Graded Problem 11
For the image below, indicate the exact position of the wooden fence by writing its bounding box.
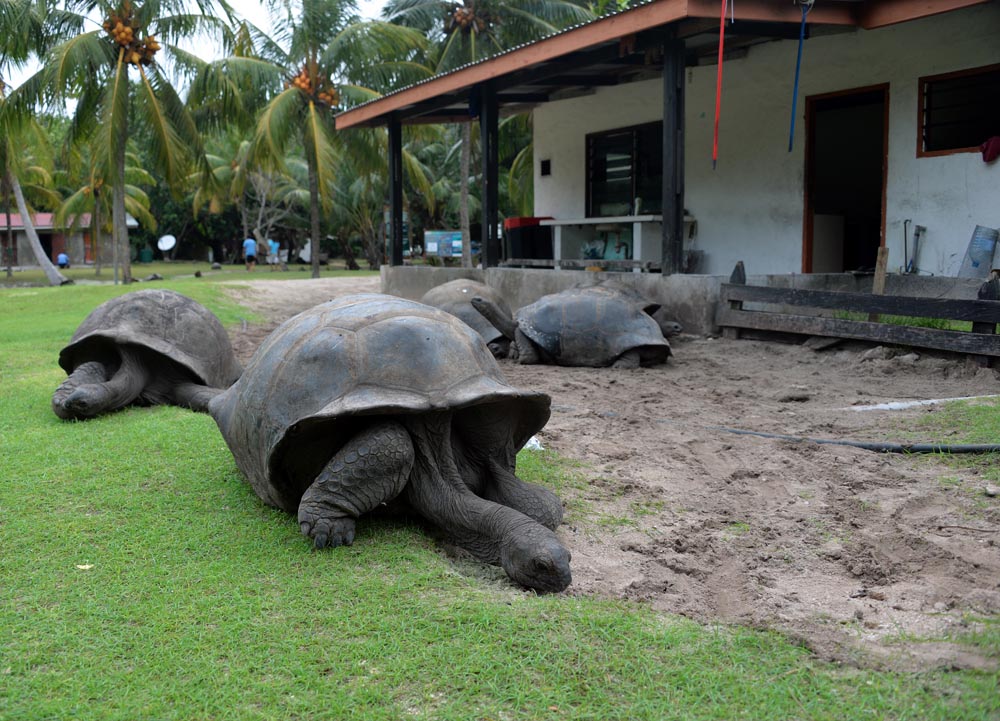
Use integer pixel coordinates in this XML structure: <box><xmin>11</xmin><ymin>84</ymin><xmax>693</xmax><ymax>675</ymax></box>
<box><xmin>715</xmin><ymin>269</ymin><xmax>1000</xmax><ymax>365</ymax></box>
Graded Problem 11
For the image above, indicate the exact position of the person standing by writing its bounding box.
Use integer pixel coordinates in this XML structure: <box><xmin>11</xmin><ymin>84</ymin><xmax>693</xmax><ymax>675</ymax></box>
<box><xmin>267</xmin><ymin>238</ymin><xmax>279</xmax><ymax>271</ymax></box>
<box><xmin>243</xmin><ymin>237</ymin><xmax>257</xmax><ymax>271</ymax></box>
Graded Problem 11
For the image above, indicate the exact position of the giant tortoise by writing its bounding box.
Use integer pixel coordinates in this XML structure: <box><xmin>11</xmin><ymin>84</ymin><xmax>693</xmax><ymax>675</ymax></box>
<box><xmin>472</xmin><ymin>287</ymin><xmax>671</xmax><ymax>367</ymax></box>
<box><xmin>207</xmin><ymin>293</ymin><xmax>571</xmax><ymax>593</ymax></box>
<box><xmin>419</xmin><ymin>279</ymin><xmax>512</xmax><ymax>358</ymax></box>
<box><xmin>578</xmin><ymin>281</ymin><xmax>683</xmax><ymax>339</ymax></box>
<box><xmin>52</xmin><ymin>289</ymin><xmax>242</xmax><ymax>420</ymax></box>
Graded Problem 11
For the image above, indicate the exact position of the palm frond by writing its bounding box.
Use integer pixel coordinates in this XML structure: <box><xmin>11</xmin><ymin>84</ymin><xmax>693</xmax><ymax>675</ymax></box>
<box><xmin>250</xmin><ymin>86</ymin><xmax>303</xmax><ymax>170</ymax></box>
<box><xmin>134</xmin><ymin>64</ymin><xmax>193</xmax><ymax>189</ymax></box>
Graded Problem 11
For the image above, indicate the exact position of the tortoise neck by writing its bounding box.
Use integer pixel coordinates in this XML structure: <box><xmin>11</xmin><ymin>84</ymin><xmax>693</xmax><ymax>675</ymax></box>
<box><xmin>402</xmin><ymin>411</ymin><xmax>541</xmax><ymax>564</ymax></box>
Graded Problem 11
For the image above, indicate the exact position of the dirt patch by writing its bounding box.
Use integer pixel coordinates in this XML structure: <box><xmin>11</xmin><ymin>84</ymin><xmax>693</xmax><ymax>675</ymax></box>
<box><xmin>221</xmin><ymin>276</ymin><xmax>1000</xmax><ymax>671</ymax></box>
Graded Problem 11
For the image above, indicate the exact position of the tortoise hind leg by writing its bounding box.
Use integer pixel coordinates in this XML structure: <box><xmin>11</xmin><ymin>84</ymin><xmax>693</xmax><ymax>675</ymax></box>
<box><xmin>298</xmin><ymin>421</ymin><xmax>414</xmax><ymax>549</ymax></box>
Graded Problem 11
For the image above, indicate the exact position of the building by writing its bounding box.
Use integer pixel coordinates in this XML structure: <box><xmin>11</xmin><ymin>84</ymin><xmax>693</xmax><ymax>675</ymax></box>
<box><xmin>337</xmin><ymin>0</ymin><xmax>1000</xmax><ymax>279</ymax></box>
<box><xmin>1</xmin><ymin>213</ymin><xmax>137</xmax><ymax>268</ymax></box>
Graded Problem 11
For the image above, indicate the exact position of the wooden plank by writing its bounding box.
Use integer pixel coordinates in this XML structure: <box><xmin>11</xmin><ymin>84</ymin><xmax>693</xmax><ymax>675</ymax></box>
<box><xmin>715</xmin><ymin>307</ymin><xmax>1000</xmax><ymax>356</ymax></box>
<box><xmin>868</xmin><ymin>246</ymin><xmax>889</xmax><ymax>322</ymax></box>
<box><xmin>719</xmin><ymin>284</ymin><xmax>1000</xmax><ymax>323</ymax></box>
<box><xmin>972</xmin><ymin>277</ymin><xmax>1000</xmax><ymax>367</ymax></box>
<box><xmin>721</xmin><ymin>261</ymin><xmax>746</xmax><ymax>340</ymax></box>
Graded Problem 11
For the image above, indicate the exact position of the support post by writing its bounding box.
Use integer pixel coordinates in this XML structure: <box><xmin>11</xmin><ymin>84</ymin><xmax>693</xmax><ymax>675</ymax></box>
<box><xmin>388</xmin><ymin>113</ymin><xmax>404</xmax><ymax>267</ymax></box>
<box><xmin>480</xmin><ymin>81</ymin><xmax>500</xmax><ymax>268</ymax></box>
<box><xmin>661</xmin><ymin>30</ymin><xmax>685</xmax><ymax>276</ymax></box>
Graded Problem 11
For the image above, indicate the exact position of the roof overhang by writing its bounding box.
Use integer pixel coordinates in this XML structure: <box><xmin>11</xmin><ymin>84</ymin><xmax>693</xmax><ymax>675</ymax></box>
<box><xmin>336</xmin><ymin>0</ymin><xmax>990</xmax><ymax>130</ymax></box>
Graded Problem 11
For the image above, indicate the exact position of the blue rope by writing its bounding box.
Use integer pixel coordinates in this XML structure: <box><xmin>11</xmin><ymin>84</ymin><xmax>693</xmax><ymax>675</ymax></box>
<box><xmin>788</xmin><ymin>2</ymin><xmax>811</xmax><ymax>152</ymax></box>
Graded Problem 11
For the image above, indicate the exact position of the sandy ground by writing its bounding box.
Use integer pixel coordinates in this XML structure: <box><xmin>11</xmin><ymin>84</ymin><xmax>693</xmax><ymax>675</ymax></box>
<box><xmin>221</xmin><ymin>275</ymin><xmax>1000</xmax><ymax>671</ymax></box>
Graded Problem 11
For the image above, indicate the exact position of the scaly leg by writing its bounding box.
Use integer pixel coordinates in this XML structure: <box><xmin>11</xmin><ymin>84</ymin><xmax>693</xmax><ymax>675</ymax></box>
<box><xmin>52</xmin><ymin>361</ymin><xmax>109</xmax><ymax>420</ymax></box>
<box><xmin>298</xmin><ymin>421</ymin><xmax>414</xmax><ymax>549</ymax></box>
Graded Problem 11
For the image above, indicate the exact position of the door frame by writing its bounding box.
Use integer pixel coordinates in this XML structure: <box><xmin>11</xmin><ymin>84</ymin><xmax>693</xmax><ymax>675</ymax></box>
<box><xmin>802</xmin><ymin>83</ymin><xmax>890</xmax><ymax>273</ymax></box>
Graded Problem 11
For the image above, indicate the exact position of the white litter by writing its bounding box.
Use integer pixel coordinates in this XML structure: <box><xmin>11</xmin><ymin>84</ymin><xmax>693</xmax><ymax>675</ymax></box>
<box><xmin>524</xmin><ymin>436</ymin><xmax>544</xmax><ymax>451</ymax></box>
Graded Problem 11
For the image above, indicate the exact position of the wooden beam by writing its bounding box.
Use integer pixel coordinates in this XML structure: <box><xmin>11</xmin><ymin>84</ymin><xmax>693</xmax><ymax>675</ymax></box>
<box><xmin>661</xmin><ymin>30</ymin><xmax>685</xmax><ymax>276</ymax></box>
<box><xmin>719</xmin><ymin>284</ymin><xmax>1000</xmax><ymax>323</ymax></box>
<box><xmin>388</xmin><ymin>115</ymin><xmax>404</xmax><ymax>267</ymax></box>
<box><xmin>337</xmin><ymin>0</ymin><xmax>693</xmax><ymax>129</ymax></box>
<box><xmin>858</xmin><ymin>0</ymin><xmax>990</xmax><ymax>29</ymax></box>
<box><xmin>715</xmin><ymin>307</ymin><xmax>1000</xmax><ymax>357</ymax></box>
<box><xmin>480</xmin><ymin>81</ymin><xmax>500</xmax><ymax>268</ymax></box>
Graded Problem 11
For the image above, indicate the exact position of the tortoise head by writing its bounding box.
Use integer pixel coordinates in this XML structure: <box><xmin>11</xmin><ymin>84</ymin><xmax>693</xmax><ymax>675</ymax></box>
<box><xmin>500</xmin><ymin>525</ymin><xmax>572</xmax><ymax>593</ymax></box>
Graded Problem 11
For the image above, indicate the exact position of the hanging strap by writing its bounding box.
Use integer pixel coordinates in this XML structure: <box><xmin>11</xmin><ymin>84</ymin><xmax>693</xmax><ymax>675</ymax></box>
<box><xmin>788</xmin><ymin>1</ymin><xmax>813</xmax><ymax>152</ymax></box>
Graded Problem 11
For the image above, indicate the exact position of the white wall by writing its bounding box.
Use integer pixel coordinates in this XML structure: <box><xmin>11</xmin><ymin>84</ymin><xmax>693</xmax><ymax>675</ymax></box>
<box><xmin>533</xmin><ymin>3</ymin><xmax>1000</xmax><ymax>276</ymax></box>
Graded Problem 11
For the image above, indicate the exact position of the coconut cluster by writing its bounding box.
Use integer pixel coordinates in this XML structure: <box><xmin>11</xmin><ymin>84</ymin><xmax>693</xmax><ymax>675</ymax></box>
<box><xmin>286</xmin><ymin>67</ymin><xmax>339</xmax><ymax>107</ymax></box>
<box><xmin>450</xmin><ymin>5</ymin><xmax>487</xmax><ymax>32</ymax></box>
<box><xmin>103</xmin><ymin>5</ymin><xmax>160</xmax><ymax>67</ymax></box>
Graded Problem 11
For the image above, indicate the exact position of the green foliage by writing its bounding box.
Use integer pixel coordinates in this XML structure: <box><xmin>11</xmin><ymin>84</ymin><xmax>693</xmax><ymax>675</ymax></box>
<box><xmin>1</xmin><ymin>277</ymin><xmax>998</xmax><ymax>719</ymax></box>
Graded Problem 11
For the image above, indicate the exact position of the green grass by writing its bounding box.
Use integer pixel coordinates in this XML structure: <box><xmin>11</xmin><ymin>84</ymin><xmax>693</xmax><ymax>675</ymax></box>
<box><xmin>834</xmin><ymin>310</ymin><xmax>974</xmax><ymax>332</ymax></box>
<box><xmin>2</xmin><ymin>278</ymin><xmax>999</xmax><ymax>720</ymax></box>
<box><xmin>0</xmin><ymin>259</ymin><xmax>376</xmax><ymax>286</ymax></box>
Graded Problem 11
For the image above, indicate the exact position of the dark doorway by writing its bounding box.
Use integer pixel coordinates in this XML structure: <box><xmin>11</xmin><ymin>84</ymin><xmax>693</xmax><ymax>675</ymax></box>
<box><xmin>804</xmin><ymin>86</ymin><xmax>887</xmax><ymax>273</ymax></box>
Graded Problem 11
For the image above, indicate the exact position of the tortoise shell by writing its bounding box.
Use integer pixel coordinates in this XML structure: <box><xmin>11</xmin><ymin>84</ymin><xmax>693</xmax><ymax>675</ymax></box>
<box><xmin>58</xmin><ymin>289</ymin><xmax>242</xmax><ymax>388</ymax></box>
<box><xmin>516</xmin><ymin>287</ymin><xmax>671</xmax><ymax>367</ymax></box>
<box><xmin>420</xmin><ymin>279</ymin><xmax>511</xmax><ymax>346</ymax></box>
<box><xmin>209</xmin><ymin>293</ymin><xmax>550</xmax><ymax>513</ymax></box>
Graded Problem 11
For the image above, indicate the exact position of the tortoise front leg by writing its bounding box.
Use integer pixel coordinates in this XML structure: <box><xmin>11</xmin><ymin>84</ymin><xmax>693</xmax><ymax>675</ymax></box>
<box><xmin>52</xmin><ymin>361</ymin><xmax>109</xmax><ymax>419</ymax></box>
<box><xmin>514</xmin><ymin>328</ymin><xmax>541</xmax><ymax>365</ymax></box>
<box><xmin>298</xmin><ymin>421</ymin><xmax>414</xmax><ymax>549</ymax></box>
<box><xmin>484</xmin><ymin>459</ymin><xmax>564</xmax><ymax>531</ymax></box>
<box><xmin>611</xmin><ymin>350</ymin><xmax>640</xmax><ymax>369</ymax></box>
<box><xmin>58</xmin><ymin>346</ymin><xmax>150</xmax><ymax>419</ymax></box>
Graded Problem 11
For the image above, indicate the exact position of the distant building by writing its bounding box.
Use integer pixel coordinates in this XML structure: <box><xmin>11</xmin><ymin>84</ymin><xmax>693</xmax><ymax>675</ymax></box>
<box><xmin>0</xmin><ymin>213</ymin><xmax>138</xmax><ymax>268</ymax></box>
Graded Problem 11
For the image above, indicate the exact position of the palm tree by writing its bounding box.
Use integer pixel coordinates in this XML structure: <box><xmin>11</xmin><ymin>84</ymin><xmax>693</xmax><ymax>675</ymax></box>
<box><xmin>55</xmin><ymin>142</ymin><xmax>156</xmax><ymax>276</ymax></box>
<box><xmin>0</xmin><ymin>0</ymin><xmax>70</xmax><ymax>285</ymax></box>
<box><xmin>191</xmin><ymin>0</ymin><xmax>427</xmax><ymax>278</ymax></box>
<box><xmin>384</xmin><ymin>0</ymin><xmax>593</xmax><ymax>266</ymax></box>
<box><xmin>12</xmin><ymin>0</ymin><xmax>234</xmax><ymax>283</ymax></box>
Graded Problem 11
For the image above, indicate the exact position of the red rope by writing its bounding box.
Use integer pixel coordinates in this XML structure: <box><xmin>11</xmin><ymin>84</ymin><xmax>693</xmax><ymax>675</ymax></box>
<box><xmin>712</xmin><ymin>0</ymin><xmax>727</xmax><ymax>169</ymax></box>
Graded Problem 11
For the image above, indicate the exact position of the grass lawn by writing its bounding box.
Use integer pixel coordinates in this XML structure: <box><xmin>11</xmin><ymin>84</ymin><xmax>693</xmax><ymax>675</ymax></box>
<box><xmin>0</xmin><ymin>259</ymin><xmax>374</xmax><ymax>286</ymax></box>
<box><xmin>1</xmin><ymin>278</ymin><xmax>998</xmax><ymax>720</ymax></box>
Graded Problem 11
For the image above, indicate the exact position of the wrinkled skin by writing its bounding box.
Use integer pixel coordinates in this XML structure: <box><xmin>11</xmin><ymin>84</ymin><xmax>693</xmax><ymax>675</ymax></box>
<box><xmin>295</xmin><ymin>411</ymin><xmax>571</xmax><ymax>593</ymax></box>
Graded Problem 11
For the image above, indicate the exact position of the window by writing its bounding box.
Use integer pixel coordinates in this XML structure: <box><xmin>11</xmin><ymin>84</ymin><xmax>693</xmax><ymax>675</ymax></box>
<box><xmin>918</xmin><ymin>64</ymin><xmax>1000</xmax><ymax>157</ymax></box>
<box><xmin>586</xmin><ymin>121</ymin><xmax>662</xmax><ymax>217</ymax></box>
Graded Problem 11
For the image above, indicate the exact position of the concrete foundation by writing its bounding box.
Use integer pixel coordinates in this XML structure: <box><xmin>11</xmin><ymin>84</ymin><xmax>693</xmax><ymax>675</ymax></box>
<box><xmin>382</xmin><ymin>265</ymin><xmax>988</xmax><ymax>336</ymax></box>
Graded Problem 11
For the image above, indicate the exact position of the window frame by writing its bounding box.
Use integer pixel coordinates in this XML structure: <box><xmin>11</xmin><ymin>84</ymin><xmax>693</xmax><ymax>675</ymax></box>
<box><xmin>585</xmin><ymin>120</ymin><xmax>663</xmax><ymax>218</ymax></box>
<box><xmin>916</xmin><ymin>63</ymin><xmax>1000</xmax><ymax>158</ymax></box>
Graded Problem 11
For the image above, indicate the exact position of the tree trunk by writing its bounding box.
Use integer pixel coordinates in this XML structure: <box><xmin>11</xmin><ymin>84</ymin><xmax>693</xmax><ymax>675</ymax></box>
<box><xmin>4</xmin><ymin>187</ymin><xmax>12</xmax><ymax>279</ymax></box>
<box><xmin>339</xmin><ymin>234</ymin><xmax>360</xmax><ymax>270</ymax></box>
<box><xmin>307</xmin><ymin>155</ymin><xmax>321</xmax><ymax>279</ymax></box>
<box><xmin>459</xmin><ymin>122</ymin><xmax>472</xmax><ymax>269</ymax></box>
<box><xmin>8</xmin><ymin>171</ymin><xmax>70</xmax><ymax>286</ymax></box>
<box><xmin>112</xmin><ymin>97</ymin><xmax>131</xmax><ymax>284</ymax></box>
<box><xmin>93</xmin><ymin>193</ymin><xmax>102</xmax><ymax>276</ymax></box>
